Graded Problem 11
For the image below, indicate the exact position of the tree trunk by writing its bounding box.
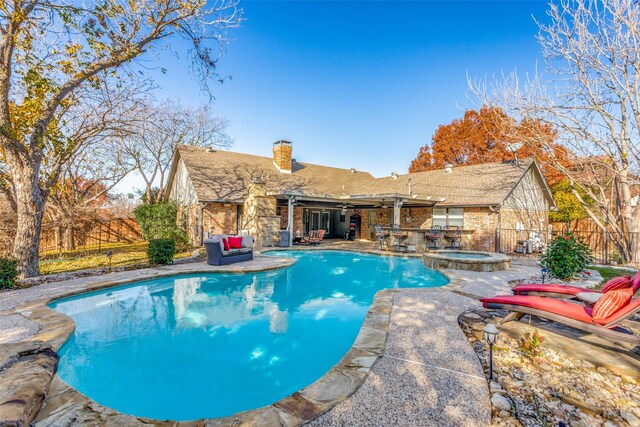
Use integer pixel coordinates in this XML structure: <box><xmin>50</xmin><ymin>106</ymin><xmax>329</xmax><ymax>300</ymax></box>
<box><xmin>10</xmin><ymin>161</ymin><xmax>45</xmax><ymax>277</ymax></box>
<box><xmin>63</xmin><ymin>225</ymin><xmax>75</xmax><ymax>252</ymax></box>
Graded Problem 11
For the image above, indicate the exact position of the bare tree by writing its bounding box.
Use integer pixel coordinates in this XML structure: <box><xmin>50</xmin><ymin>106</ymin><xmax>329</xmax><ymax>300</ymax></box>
<box><xmin>120</xmin><ymin>100</ymin><xmax>231</xmax><ymax>203</ymax></box>
<box><xmin>473</xmin><ymin>0</ymin><xmax>640</xmax><ymax>265</ymax></box>
<box><xmin>0</xmin><ymin>1</ymin><xmax>242</xmax><ymax>276</ymax></box>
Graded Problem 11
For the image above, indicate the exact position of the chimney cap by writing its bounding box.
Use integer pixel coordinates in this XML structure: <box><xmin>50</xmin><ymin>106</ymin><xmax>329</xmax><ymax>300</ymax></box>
<box><xmin>391</xmin><ymin>171</ymin><xmax>398</xmax><ymax>180</ymax></box>
<box><xmin>274</xmin><ymin>140</ymin><xmax>292</xmax><ymax>146</ymax></box>
<box><xmin>445</xmin><ymin>163</ymin><xmax>453</xmax><ymax>174</ymax></box>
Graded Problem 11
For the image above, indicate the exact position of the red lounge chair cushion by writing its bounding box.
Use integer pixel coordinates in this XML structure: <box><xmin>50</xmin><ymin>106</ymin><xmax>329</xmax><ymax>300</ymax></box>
<box><xmin>592</xmin><ymin>288</ymin><xmax>633</xmax><ymax>324</ymax></box>
<box><xmin>228</xmin><ymin>236</ymin><xmax>243</xmax><ymax>249</ymax></box>
<box><xmin>631</xmin><ymin>271</ymin><xmax>640</xmax><ymax>292</ymax></box>
<box><xmin>512</xmin><ymin>283</ymin><xmax>598</xmax><ymax>296</ymax></box>
<box><xmin>222</xmin><ymin>238</ymin><xmax>230</xmax><ymax>251</ymax></box>
<box><xmin>601</xmin><ymin>276</ymin><xmax>632</xmax><ymax>293</ymax></box>
<box><xmin>481</xmin><ymin>295</ymin><xmax>593</xmax><ymax>324</ymax></box>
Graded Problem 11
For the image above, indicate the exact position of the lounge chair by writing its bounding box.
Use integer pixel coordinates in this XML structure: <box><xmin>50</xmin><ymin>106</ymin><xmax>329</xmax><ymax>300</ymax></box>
<box><xmin>480</xmin><ymin>294</ymin><xmax>640</xmax><ymax>344</ymax></box>
<box><xmin>299</xmin><ymin>230</ymin><xmax>318</xmax><ymax>245</ymax></box>
<box><xmin>309</xmin><ymin>229</ymin><xmax>325</xmax><ymax>245</ymax></box>
<box><xmin>512</xmin><ymin>271</ymin><xmax>640</xmax><ymax>300</ymax></box>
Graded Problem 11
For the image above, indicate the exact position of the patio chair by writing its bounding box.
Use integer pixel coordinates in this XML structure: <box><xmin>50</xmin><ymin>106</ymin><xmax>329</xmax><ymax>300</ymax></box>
<box><xmin>425</xmin><ymin>225</ymin><xmax>443</xmax><ymax>250</ymax></box>
<box><xmin>374</xmin><ymin>224</ymin><xmax>389</xmax><ymax>250</ymax></box>
<box><xmin>391</xmin><ymin>224</ymin><xmax>408</xmax><ymax>252</ymax></box>
<box><xmin>299</xmin><ymin>230</ymin><xmax>317</xmax><ymax>245</ymax></box>
<box><xmin>480</xmin><ymin>294</ymin><xmax>640</xmax><ymax>344</ymax></box>
<box><xmin>309</xmin><ymin>229</ymin><xmax>325</xmax><ymax>245</ymax></box>
<box><xmin>512</xmin><ymin>271</ymin><xmax>640</xmax><ymax>301</ymax></box>
<box><xmin>443</xmin><ymin>226</ymin><xmax>461</xmax><ymax>249</ymax></box>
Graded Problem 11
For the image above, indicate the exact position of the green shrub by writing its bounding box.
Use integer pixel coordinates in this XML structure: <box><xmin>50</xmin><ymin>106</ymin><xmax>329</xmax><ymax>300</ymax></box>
<box><xmin>147</xmin><ymin>239</ymin><xmax>176</xmax><ymax>265</ymax></box>
<box><xmin>0</xmin><ymin>258</ymin><xmax>18</xmax><ymax>290</ymax></box>
<box><xmin>541</xmin><ymin>233</ymin><xmax>592</xmax><ymax>280</ymax></box>
<box><xmin>134</xmin><ymin>202</ymin><xmax>188</xmax><ymax>247</ymax></box>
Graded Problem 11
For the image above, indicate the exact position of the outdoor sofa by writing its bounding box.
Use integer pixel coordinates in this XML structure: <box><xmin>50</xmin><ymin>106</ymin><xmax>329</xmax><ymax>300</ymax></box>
<box><xmin>204</xmin><ymin>234</ymin><xmax>254</xmax><ymax>265</ymax></box>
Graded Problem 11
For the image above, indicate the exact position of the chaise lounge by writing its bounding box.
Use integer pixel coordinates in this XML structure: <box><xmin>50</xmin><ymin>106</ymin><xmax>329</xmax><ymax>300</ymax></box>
<box><xmin>512</xmin><ymin>271</ymin><xmax>640</xmax><ymax>300</ymax></box>
<box><xmin>204</xmin><ymin>234</ymin><xmax>254</xmax><ymax>265</ymax></box>
<box><xmin>480</xmin><ymin>294</ymin><xmax>640</xmax><ymax>344</ymax></box>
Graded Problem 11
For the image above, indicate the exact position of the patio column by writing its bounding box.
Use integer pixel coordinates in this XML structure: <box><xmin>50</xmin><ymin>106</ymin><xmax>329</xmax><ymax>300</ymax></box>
<box><xmin>393</xmin><ymin>198</ymin><xmax>403</xmax><ymax>226</ymax></box>
<box><xmin>287</xmin><ymin>196</ymin><xmax>295</xmax><ymax>247</ymax></box>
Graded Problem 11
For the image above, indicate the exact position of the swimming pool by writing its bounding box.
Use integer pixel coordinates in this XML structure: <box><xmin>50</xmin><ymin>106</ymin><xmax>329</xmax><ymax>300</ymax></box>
<box><xmin>50</xmin><ymin>250</ymin><xmax>448</xmax><ymax>421</ymax></box>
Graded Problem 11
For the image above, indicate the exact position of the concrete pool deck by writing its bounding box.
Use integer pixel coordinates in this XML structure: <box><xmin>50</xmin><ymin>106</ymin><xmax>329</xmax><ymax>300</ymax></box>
<box><xmin>0</xmin><ymin>249</ymin><xmax>543</xmax><ymax>426</ymax></box>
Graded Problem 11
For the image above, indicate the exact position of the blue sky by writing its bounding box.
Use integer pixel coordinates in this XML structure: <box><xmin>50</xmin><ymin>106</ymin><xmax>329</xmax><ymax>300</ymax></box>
<box><xmin>117</xmin><ymin>0</ymin><xmax>551</xmax><ymax>193</ymax></box>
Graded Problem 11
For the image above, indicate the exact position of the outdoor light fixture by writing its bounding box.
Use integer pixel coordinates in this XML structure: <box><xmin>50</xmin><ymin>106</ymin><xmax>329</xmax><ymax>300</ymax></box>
<box><xmin>541</xmin><ymin>266</ymin><xmax>548</xmax><ymax>284</ymax></box>
<box><xmin>483</xmin><ymin>323</ymin><xmax>500</xmax><ymax>380</ymax></box>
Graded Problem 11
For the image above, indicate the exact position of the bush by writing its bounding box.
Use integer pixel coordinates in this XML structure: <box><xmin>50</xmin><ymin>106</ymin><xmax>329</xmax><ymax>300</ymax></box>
<box><xmin>0</xmin><ymin>258</ymin><xmax>18</xmax><ymax>290</ymax></box>
<box><xmin>134</xmin><ymin>202</ymin><xmax>188</xmax><ymax>247</ymax></box>
<box><xmin>147</xmin><ymin>239</ymin><xmax>176</xmax><ymax>265</ymax></box>
<box><xmin>541</xmin><ymin>233</ymin><xmax>592</xmax><ymax>280</ymax></box>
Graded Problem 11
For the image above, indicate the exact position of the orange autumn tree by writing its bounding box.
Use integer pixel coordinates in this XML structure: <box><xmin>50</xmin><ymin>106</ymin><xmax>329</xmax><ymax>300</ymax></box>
<box><xmin>409</xmin><ymin>106</ymin><xmax>569</xmax><ymax>185</ymax></box>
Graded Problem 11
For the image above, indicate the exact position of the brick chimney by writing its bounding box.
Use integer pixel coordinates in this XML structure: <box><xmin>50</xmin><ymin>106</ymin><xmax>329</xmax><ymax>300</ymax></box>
<box><xmin>273</xmin><ymin>140</ymin><xmax>292</xmax><ymax>173</ymax></box>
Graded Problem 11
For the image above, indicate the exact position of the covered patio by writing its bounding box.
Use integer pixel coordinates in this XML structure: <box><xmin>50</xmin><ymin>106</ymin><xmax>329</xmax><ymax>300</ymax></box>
<box><xmin>273</xmin><ymin>191</ymin><xmax>444</xmax><ymax>249</ymax></box>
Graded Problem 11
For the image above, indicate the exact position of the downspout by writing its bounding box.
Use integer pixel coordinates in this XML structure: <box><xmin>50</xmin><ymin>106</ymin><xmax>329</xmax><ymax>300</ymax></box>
<box><xmin>489</xmin><ymin>205</ymin><xmax>501</xmax><ymax>253</ymax></box>
<box><xmin>198</xmin><ymin>203</ymin><xmax>204</xmax><ymax>246</ymax></box>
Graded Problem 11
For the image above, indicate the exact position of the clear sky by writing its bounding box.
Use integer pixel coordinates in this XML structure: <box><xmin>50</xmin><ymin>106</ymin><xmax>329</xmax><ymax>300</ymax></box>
<box><xmin>115</xmin><ymin>0</ymin><xmax>552</xmax><ymax>194</ymax></box>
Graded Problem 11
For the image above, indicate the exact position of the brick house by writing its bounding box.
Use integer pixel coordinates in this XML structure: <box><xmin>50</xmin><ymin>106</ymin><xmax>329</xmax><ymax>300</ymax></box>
<box><xmin>165</xmin><ymin>141</ymin><xmax>556</xmax><ymax>251</ymax></box>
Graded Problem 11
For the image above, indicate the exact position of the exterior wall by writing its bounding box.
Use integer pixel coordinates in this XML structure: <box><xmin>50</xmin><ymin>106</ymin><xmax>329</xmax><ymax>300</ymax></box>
<box><xmin>168</xmin><ymin>158</ymin><xmax>199</xmax><ymax>205</ymax></box>
<box><xmin>462</xmin><ymin>207</ymin><xmax>499</xmax><ymax>251</ymax></box>
<box><xmin>279</xmin><ymin>206</ymin><xmax>303</xmax><ymax>233</ymax></box>
<box><xmin>178</xmin><ymin>204</ymin><xmax>201</xmax><ymax>246</ymax></box>
<box><xmin>503</xmin><ymin>167</ymin><xmax>550</xmax><ymax>213</ymax></box>
<box><xmin>243</xmin><ymin>182</ymin><xmax>280</xmax><ymax>248</ymax></box>
<box><xmin>203</xmin><ymin>203</ymin><xmax>238</xmax><ymax>237</ymax></box>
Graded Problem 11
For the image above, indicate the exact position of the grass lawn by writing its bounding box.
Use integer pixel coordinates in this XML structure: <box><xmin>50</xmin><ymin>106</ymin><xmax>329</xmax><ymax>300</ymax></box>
<box><xmin>39</xmin><ymin>241</ymin><xmax>194</xmax><ymax>276</ymax></box>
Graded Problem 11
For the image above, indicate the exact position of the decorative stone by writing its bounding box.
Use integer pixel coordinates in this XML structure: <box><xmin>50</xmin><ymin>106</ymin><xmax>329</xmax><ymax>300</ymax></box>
<box><xmin>622</xmin><ymin>410</ymin><xmax>640</xmax><ymax>427</ymax></box>
<box><xmin>491</xmin><ymin>393</ymin><xmax>512</xmax><ymax>412</ymax></box>
<box><xmin>0</xmin><ymin>341</ymin><xmax>59</xmax><ymax>427</ymax></box>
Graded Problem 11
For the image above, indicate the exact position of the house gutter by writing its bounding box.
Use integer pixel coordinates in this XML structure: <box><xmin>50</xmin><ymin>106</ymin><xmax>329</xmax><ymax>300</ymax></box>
<box><xmin>489</xmin><ymin>205</ymin><xmax>502</xmax><ymax>252</ymax></box>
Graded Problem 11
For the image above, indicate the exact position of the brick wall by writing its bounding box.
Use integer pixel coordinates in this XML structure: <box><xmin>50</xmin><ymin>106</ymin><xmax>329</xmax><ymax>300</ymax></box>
<box><xmin>462</xmin><ymin>207</ymin><xmax>499</xmax><ymax>251</ymax></box>
<box><xmin>273</xmin><ymin>141</ymin><xmax>292</xmax><ymax>172</ymax></box>
<box><xmin>203</xmin><ymin>203</ymin><xmax>238</xmax><ymax>235</ymax></box>
<box><xmin>279</xmin><ymin>206</ymin><xmax>303</xmax><ymax>232</ymax></box>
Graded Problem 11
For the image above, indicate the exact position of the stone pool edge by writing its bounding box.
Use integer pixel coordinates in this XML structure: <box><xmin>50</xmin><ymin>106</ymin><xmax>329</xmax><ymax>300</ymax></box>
<box><xmin>8</xmin><ymin>251</ymin><xmax>403</xmax><ymax>426</ymax></box>
<box><xmin>30</xmin><ymin>289</ymin><xmax>397</xmax><ymax>426</ymax></box>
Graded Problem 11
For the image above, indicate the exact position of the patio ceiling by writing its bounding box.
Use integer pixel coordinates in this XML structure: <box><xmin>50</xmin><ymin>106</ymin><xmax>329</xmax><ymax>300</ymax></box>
<box><xmin>272</xmin><ymin>191</ymin><xmax>444</xmax><ymax>209</ymax></box>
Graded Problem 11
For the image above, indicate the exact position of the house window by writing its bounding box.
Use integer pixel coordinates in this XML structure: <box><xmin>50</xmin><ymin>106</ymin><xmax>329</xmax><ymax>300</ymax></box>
<box><xmin>433</xmin><ymin>207</ymin><xmax>464</xmax><ymax>228</ymax></box>
<box><xmin>340</xmin><ymin>213</ymin><xmax>346</xmax><ymax>222</ymax></box>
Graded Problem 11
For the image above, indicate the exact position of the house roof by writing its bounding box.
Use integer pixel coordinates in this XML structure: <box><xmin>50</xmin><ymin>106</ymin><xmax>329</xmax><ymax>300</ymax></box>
<box><xmin>365</xmin><ymin>160</ymin><xmax>548</xmax><ymax>207</ymax></box>
<box><xmin>167</xmin><ymin>145</ymin><xmax>555</xmax><ymax>208</ymax></box>
<box><xmin>169</xmin><ymin>145</ymin><xmax>377</xmax><ymax>204</ymax></box>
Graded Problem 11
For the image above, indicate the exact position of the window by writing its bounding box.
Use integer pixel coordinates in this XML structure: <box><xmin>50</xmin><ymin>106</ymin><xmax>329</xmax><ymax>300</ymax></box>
<box><xmin>432</xmin><ymin>207</ymin><xmax>464</xmax><ymax>228</ymax></box>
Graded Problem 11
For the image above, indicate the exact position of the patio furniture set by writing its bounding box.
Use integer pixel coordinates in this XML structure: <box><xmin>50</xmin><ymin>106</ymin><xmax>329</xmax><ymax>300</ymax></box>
<box><xmin>482</xmin><ymin>271</ymin><xmax>640</xmax><ymax>344</ymax></box>
<box><xmin>374</xmin><ymin>225</ymin><xmax>462</xmax><ymax>253</ymax></box>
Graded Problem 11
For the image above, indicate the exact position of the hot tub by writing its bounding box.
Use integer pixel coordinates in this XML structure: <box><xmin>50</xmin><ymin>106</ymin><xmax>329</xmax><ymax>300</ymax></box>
<box><xmin>423</xmin><ymin>250</ymin><xmax>510</xmax><ymax>272</ymax></box>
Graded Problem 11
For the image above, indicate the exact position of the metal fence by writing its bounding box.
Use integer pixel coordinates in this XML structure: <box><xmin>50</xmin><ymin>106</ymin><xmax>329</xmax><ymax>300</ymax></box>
<box><xmin>498</xmin><ymin>227</ymin><xmax>640</xmax><ymax>267</ymax></box>
<box><xmin>0</xmin><ymin>218</ymin><xmax>142</xmax><ymax>258</ymax></box>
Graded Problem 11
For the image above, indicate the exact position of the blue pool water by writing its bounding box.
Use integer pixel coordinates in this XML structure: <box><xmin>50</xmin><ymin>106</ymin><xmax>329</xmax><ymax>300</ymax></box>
<box><xmin>437</xmin><ymin>252</ymin><xmax>491</xmax><ymax>259</ymax></box>
<box><xmin>50</xmin><ymin>250</ymin><xmax>448</xmax><ymax>421</ymax></box>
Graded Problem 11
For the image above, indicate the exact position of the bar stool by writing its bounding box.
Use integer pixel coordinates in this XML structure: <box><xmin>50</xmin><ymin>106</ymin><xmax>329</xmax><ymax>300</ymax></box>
<box><xmin>425</xmin><ymin>225</ymin><xmax>443</xmax><ymax>249</ymax></box>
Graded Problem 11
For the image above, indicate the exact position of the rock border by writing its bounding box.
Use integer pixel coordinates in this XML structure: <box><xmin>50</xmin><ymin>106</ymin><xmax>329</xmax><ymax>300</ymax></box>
<box><xmin>9</xmin><ymin>250</ymin><xmax>407</xmax><ymax>426</ymax></box>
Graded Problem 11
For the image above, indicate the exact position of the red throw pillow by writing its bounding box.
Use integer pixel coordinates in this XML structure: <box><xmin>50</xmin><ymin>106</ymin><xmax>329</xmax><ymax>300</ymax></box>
<box><xmin>601</xmin><ymin>276</ymin><xmax>631</xmax><ymax>293</ymax></box>
<box><xmin>592</xmin><ymin>288</ymin><xmax>633</xmax><ymax>324</ymax></box>
<box><xmin>222</xmin><ymin>238</ymin><xmax>230</xmax><ymax>251</ymax></box>
<box><xmin>228</xmin><ymin>236</ymin><xmax>243</xmax><ymax>249</ymax></box>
